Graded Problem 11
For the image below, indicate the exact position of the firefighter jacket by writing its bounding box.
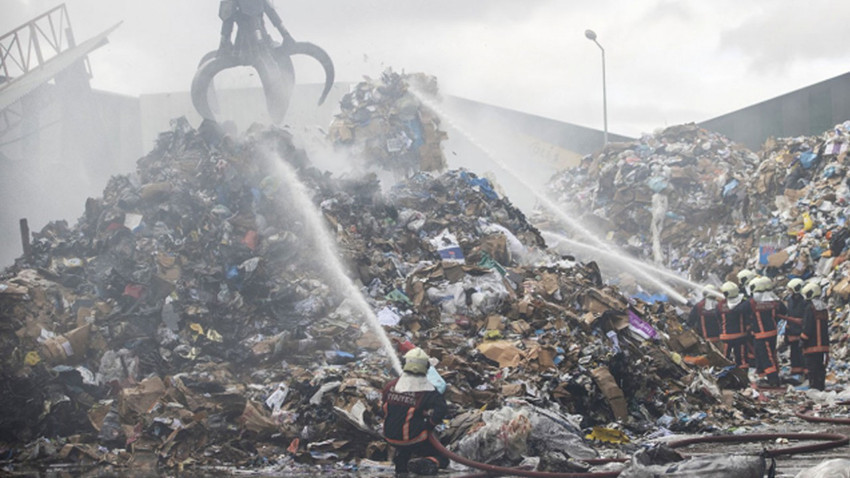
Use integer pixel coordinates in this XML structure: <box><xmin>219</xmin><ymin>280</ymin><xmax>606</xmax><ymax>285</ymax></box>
<box><xmin>782</xmin><ymin>293</ymin><xmax>806</xmax><ymax>339</ymax></box>
<box><xmin>382</xmin><ymin>375</ymin><xmax>447</xmax><ymax>446</ymax></box>
<box><xmin>801</xmin><ymin>301</ymin><xmax>830</xmax><ymax>354</ymax></box>
<box><xmin>748</xmin><ymin>294</ymin><xmax>785</xmax><ymax>340</ymax></box>
<box><xmin>687</xmin><ymin>299</ymin><xmax>720</xmax><ymax>342</ymax></box>
<box><xmin>719</xmin><ymin>297</ymin><xmax>751</xmax><ymax>341</ymax></box>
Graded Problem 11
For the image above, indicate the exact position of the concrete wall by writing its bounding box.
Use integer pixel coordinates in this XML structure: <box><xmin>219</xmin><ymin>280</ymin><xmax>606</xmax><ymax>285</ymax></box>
<box><xmin>139</xmin><ymin>83</ymin><xmax>351</xmax><ymax>153</ymax></box>
<box><xmin>700</xmin><ymin>72</ymin><xmax>850</xmax><ymax>151</ymax></box>
<box><xmin>0</xmin><ymin>81</ymin><xmax>624</xmax><ymax>267</ymax></box>
<box><xmin>0</xmin><ymin>88</ymin><xmax>141</xmax><ymax>268</ymax></box>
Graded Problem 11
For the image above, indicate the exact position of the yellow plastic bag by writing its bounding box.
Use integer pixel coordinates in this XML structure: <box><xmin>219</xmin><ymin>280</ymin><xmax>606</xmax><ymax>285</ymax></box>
<box><xmin>25</xmin><ymin>351</ymin><xmax>41</xmax><ymax>366</ymax></box>
<box><xmin>190</xmin><ymin>323</ymin><xmax>204</xmax><ymax>335</ymax></box>
<box><xmin>585</xmin><ymin>426</ymin><xmax>630</xmax><ymax>444</ymax></box>
<box><xmin>802</xmin><ymin>212</ymin><xmax>814</xmax><ymax>232</ymax></box>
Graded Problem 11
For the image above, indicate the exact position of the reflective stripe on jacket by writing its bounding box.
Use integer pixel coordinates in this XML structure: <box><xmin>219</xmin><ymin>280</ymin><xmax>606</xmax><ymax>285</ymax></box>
<box><xmin>381</xmin><ymin>377</ymin><xmax>447</xmax><ymax>446</ymax></box>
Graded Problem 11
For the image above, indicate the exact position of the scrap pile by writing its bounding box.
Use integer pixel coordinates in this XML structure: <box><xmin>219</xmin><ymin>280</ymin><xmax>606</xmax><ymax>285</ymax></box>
<box><xmin>1</xmin><ymin>115</ymin><xmax>760</xmax><ymax>474</ymax></box>
<box><xmin>541</xmin><ymin>123</ymin><xmax>762</xmax><ymax>283</ymax></box>
<box><xmin>754</xmin><ymin>123</ymin><xmax>850</xmax><ymax>363</ymax></box>
<box><xmin>543</xmin><ymin>121</ymin><xmax>850</xmax><ymax>369</ymax></box>
<box><xmin>328</xmin><ymin>69</ymin><xmax>447</xmax><ymax>179</ymax></box>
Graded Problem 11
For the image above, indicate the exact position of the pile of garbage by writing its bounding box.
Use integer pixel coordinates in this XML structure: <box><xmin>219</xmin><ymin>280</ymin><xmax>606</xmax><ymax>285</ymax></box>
<box><xmin>542</xmin><ymin>121</ymin><xmax>850</xmax><ymax>367</ymax></box>
<box><xmin>328</xmin><ymin>69</ymin><xmax>447</xmax><ymax>179</ymax></box>
<box><xmin>0</xmin><ymin>111</ymin><xmax>769</xmax><ymax>474</ymax></box>
<box><xmin>540</xmin><ymin>123</ymin><xmax>763</xmax><ymax>282</ymax></box>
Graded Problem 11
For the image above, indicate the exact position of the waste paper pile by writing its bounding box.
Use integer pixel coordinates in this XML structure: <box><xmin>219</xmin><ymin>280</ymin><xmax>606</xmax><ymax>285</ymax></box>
<box><xmin>0</xmin><ymin>71</ymin><xmax>848</xmax><ymax>476</ymax></box>
<box><xmin>540</xmin><ymin>123</ymin><xmax>763</xmax><ymax>282</ymax></box>
<box><xmin>542</xmin><ymin>123</ymin><xmax>850</xmax><ymax>362</ymax></box>
<box><xmin>328</xmin><ymin>69</ymin><xmax>447</xmax><ymax>179</ymax></box>
<box><xmin>2</xmin><ymin>119</ymin><xmax>774</xmax><ymax>474</ymax></box>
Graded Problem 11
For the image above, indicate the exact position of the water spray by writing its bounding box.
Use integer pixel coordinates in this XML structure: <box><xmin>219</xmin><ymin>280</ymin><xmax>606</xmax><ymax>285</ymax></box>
<box><xmin>410</xmin><ymin>89</ymin><xmax>689</xmax><ymax>304</ymax></box>
<box><xmin>265</xmin><ymin>149</ymin><xmax>403</xmax><ymax>375</ymax></box>
<box><xmin>542</xmin><ymin>230</ymin><xmax>723</xmax><ymax>299</ymax></box>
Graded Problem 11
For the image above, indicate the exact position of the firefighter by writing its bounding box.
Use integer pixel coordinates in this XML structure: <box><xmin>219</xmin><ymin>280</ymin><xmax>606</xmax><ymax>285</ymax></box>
<box><xmin>781</xmin><ymin>278</ymin><xmax>807</xmax><ymax>379</ymax></box>
<box><xmin>800</xmin><ymin>282</ymin><xmax>830</xmax><ymax>391</ymax></box>
<box><xmin>736</xmin><ymin>270</ymin><xmax>758</xmax><ymax>364</ymax></box>
<box><xmin>748</xmin><ymin>277</ymin><xmax>784</xmax><ymax>387</ymax></box>
<box><xmin>381</xmin><ymin>348</ymin><xmax>448</xmax><ymax>475</ymax></box>
<box><xmin>737</xmin><ymin>269</ymin><xmax>757</xmax><ymax>298</ymax></box>
<box><xmin>719</xmin><ymin>281</ymin><xmax>751</xmax><ymax>370</ymax></box>
<box><xmin>687</xmin><ymin>285</ymin><xmax>721</xmax><ymax>344</ymax></box>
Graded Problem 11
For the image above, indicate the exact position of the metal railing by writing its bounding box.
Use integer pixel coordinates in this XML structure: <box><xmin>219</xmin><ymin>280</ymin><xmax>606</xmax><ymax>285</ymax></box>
<box><xmin>0</xmin><ymin>3</ymin><xmax>74</xmax><ymax>85</ymax></box>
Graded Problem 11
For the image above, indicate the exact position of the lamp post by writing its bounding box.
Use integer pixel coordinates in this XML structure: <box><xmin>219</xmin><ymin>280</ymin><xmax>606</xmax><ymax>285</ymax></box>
<box><xmin>584</xmin><ymin>29</ymin><xmax>608</xmax><ymax>146</ymax></box>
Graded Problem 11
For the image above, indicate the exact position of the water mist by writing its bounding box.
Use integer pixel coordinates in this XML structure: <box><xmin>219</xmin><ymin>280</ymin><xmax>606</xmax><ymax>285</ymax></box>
<box><xmin>265</xmin><ymin>149</ymin><xmax>403</xmax><ymax>375</ymax></box>
<box><xmin>411</xmin><ymin>90</ymin><xmax>689</xmax><ymax>304</ymax></box>
<box><xmin>542</xmin><ymin>230</ymin><xmax>723</xmax><ymax>299</ymax></box>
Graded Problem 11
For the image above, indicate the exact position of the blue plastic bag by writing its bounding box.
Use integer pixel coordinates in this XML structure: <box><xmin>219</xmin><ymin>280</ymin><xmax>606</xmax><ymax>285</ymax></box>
<box><xmin>427</xmin><ymin>366</ymin><xmax>447</xmax><ymax>394</ymax></box>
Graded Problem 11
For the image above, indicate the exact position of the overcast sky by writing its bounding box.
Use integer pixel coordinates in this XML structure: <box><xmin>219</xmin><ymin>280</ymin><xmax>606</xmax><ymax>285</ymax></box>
<box><xmin>5</xmin><ymin>0</ymin><xmax>850</xmax><ymax>138</ymax></box>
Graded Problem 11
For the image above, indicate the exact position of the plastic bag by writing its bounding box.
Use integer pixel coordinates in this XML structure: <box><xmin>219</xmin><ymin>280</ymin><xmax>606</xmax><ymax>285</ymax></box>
<box><xmin>528</xmin><ymin>408</ymin><xmax>598</xmax><ymax>460</ymax></box>
<box><xmin>427</xmin><ymin>270</ymin><xmax>508</xmax><ymax>317</ymax></box>
<box><xmin>427</xmin><ymin>366</ymin><xmax>447</xmax><ymax>394</ymax></box>
<box><xmin>454</xmin><ymin>407</ymin><xmax>532</xmax><ymax>464</ymax></box>
<box><xmin>803</xmin><ymin>211</ymin><xmax>814</xmax><ymax>232</ymax></box>
<box><xmin>619</xmin><ymin>452</ymin><xmax>768</xmax><ymax>477</ymax></box>
<box><xmin>795</xmin><ymin>458</ymin><xmax>850</xmax><ymax>478</ymax></box>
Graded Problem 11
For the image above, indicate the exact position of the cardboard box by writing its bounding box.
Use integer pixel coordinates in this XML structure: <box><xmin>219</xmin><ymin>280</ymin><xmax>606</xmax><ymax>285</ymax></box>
<box><xmin>674</xmin><ymin>329</ymin><xmax>701</xmax><ymax>352</ymax></box>
<box><xmin>41</xmin><ymin>324</ymin><xmax>91</xmax><ymax>364</ymax></box>
<box><xmin>477</xmin><ymin>341</ymin><xmax>523</xmax><ymax>368</ymax></box>
<box><xmin>119</xmin><ymin>376</ymin><xmax>167</xmax><ymax>416</ymax></box>
<box><xmin>833</xmin><ymin>277</ymin><xmax>850</xmax><ymax>300</ymax></box>
<box><xmin>591</xmin><ymin>366</ymin><xmax>628</xmax><ymax>420</ymax></box>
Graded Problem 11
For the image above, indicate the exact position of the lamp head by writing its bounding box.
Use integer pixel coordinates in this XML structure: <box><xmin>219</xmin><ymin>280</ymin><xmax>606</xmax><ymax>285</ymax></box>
<box><xmin>585</xmin><ymin>30</ymin><xmax>597</xmax><ymax>41</ymax></box>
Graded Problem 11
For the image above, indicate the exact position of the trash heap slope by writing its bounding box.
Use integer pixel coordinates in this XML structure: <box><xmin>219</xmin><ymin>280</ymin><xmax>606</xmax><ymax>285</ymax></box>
<box><xmin>542</xmin><ymin>121</ymin><xmax>850</xmax><ymax>363</ymax></box>
<box><xmin>0</xmin><ymin>113</ymin><xmax>778</xmax><ymax>472</ymax></box>
<box><xmin>541</xmin><ymin>123</ymin><xmax>850</xmax><ymax>287</ymax></box>
<box><xmin>329</xmin><ymin>69</ymin><xmax>447</xmax><ymax>178</ymax></box>
<box><xmin>540</xmin><ymin>123</ymin><xmax>763</xmax><ymax>283</ymax></box>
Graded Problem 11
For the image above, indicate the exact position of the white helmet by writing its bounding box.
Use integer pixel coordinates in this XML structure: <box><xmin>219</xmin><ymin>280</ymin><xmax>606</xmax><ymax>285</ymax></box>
<box><xmin>721</xmin><ymin>281</ymin><xmax>739</xmax><ymax>299</ymax></box>
<box><xmin>787</xmin><ymin>278</ymin><xmax>804</xmax><ymax>293</ymax></box>
<box><xmin>801</xmin><ymin>282</ymin><xmax>821</xmax><ymax>300</ymax></box>
<box><xmin>737</xmin><ymin>269</ymin><xmax>756</xmax><ymax>285</ymax></box>
<box><xmin>403</xmin><ymin>347</ymin><xmax>430</xmax><ymax>375</ymax></box>
<box><xmin>752</xmin><ymin>277</ymin><xmax>773</xmax><ymax>293</ymax></box>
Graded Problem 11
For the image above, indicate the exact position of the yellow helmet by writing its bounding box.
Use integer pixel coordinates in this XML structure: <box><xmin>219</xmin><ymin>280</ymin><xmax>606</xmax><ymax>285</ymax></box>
<box><xmin>721</xmin><ymin>281</ymin><xmax>739</xmax><ymax>299</ymax></box>
<box><xmin>787</xmin><ymin>278</ymin><xmax>804</xmax><ymax>293</ymax></box>
<box><xmin>403</xmin><ymin>347</ymin><xmax>430</xmax><ymax>375</ymax></box>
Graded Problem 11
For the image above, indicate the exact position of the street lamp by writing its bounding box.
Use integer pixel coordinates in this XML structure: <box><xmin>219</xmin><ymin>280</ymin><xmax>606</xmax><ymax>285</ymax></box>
<box><xmin>584</xmin><ymin>29</ymin><xmax>608</xmax><ymax>146</ymax></box>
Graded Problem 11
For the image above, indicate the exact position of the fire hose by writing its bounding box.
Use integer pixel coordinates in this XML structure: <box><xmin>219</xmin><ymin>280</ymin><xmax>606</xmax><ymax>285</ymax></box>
<box><xmin>796</xmin><ymin>408</ymin><xmax>850</xmax><ymax>424</ymax></box>
<box><xmin>428</xmin><ymin>430</ymin><xmax>849</xmax><ymax>477</ymax></box>
<box><xmin>666</xmin><ymin>432</ymin><xmax>849</xmax><ymax>457</ymax></box>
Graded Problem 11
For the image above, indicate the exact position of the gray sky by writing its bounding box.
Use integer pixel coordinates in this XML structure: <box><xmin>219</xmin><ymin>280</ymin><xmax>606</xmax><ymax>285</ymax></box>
<box><xmin>4</xmin><ymin>0</ymin><xmax>850</xmax><ymax>138</ymax></box>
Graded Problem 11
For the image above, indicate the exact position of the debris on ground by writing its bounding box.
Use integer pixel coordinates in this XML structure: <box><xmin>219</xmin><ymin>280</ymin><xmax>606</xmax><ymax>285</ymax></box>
<box><xmin>1</xmin><ymin>73</ymin><xmax>848</xmax><ymax>476</ymax></box>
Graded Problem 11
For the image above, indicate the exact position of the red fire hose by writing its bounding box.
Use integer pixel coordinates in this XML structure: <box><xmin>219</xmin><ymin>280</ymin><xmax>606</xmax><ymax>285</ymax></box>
<box><xmin>796</xmin><ymin>409</ymin><xmax>850</xmax><ymax>424</ymax></box>
<box><xmin>428</xmin><ymin>430</ymin><xmax>850</xmax><ymax>477</ymax></box>
<box><xmin>666</xmin><ymin>432</ymin><xmax>850</xmax><ymax>457</ymax></box>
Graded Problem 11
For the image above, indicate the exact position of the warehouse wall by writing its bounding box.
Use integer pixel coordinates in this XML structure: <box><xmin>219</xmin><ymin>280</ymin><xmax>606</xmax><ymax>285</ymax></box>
<box><xmin>700</xmin><ymin>71</ymin><xmax>850</xmax><ymax>151</ymax></box>
<box><xmin>0</xmin><ymin>88</ymin><xmax>141</xmax><ymax>268</ymax></box>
